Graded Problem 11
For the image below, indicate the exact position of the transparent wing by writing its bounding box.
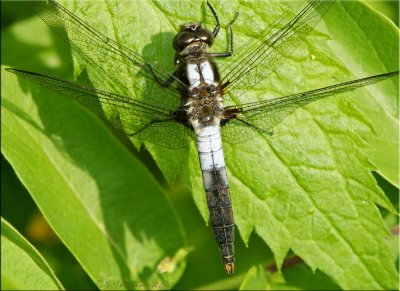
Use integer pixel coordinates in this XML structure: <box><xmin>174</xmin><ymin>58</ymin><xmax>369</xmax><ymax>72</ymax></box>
<box><xmin>7</xmin><ymin>68</ymin><xmax>194</xmax><ymax>148</ymax></box>
<box><xmin>220</xmin><ymin>0</ymin><xmax>334</xmax><ymax>100</ymax></box>
<box><xmin>30</xmin><ymin>0</ymin><xmax>184</xmax><ymax>110</ymax></box>
<box><xmin>221</xmin><ymin>71</ymin><xmax>399</xmax><ymax>143</ymax></box>
<box><xmin>132</xmin><ymin>121</ymin><xmax>194</xmax><ymax>149</ymax></box>
<box><xmin>217</xmin><ymin>7</ymin><xmax>292</xmax><ymax>104</ymax></box>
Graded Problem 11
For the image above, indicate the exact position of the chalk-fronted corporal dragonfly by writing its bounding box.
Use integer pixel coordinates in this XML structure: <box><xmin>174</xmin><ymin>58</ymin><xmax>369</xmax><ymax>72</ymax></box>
<box><xmin>6</xmin><ymin>0</ymin><xmax>399</xmax><ymax>274</ymax></box>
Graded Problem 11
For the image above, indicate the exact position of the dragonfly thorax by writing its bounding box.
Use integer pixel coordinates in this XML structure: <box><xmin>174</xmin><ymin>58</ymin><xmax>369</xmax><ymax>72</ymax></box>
<box><xmin>185</xmin><ymin>84</ymin><xmax>223</xmax><ymax>126</ymax></box>
<box><xmin>188</xmin><ymin>83</ymin><xmax>219</xmax><ymax>99</ymax></box>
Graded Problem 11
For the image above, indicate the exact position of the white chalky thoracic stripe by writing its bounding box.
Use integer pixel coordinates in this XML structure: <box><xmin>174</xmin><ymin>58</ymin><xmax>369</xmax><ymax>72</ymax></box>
<box><xmin>187</xmin><ymin>61</ymin><xmax>215</xmax><ymax>87</ymax></box>
<box><xmin>188</xmin><ymin>56</ymin><xmax>224</xmax><ymax>171</ymax></box>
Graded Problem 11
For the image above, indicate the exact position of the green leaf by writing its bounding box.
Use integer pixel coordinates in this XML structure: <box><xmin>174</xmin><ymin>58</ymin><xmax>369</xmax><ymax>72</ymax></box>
<box><xmin>270</xmin><ymin>263</ymin><xmax>341</xmax><ymax>290</ymax></box>
<box><xmin>144</xmin><ymin>1</ymin><xmax>398</xmax><ymax>289</ymax></box>
<box><xmin>324</xmin><ymin>1</ymin><xmax>399</xmax><ymax>187</ymax></box>
<box><xmin>239</xmin><ymin>265</ymin><xmax>270</xmax><ymax>290</ymax></box>
<box><xmin>240</xmin><ymin>261</ymin><xmax>341</xmax><ymax>290</ymax></box>
<box><xmin>1</xmin><ymin>10</ymin><xmax>188</xmax><ymax>287</ymax></box>
<box><xmin>139</xmin><ymin>1</ymin><xmax>398</xmax><ymax>289</ymax></box>
<box><xmin>2</xmin><ymin>0</ymin><xmax>398</xmax><ymax>290</ymax></box>
<box><xmin>1</xmin><ymin>61</ymin><xmax>187</xmax><ymax>288</ymax></box>
<box><xmin>1</xmin><ymin>217</ymin><xmax>63</xmax><ymax>290</ymax></box>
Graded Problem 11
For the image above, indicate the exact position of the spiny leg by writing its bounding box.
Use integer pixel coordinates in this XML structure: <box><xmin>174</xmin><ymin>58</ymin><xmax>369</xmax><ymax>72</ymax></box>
<box><xmin>207</xmin><ymin>0</ymin><xmax>221</xmax><ymax>37</ymax></box>
<box><xmin>144</xmin><ymin>63</ymin><xmax>178</xmax><ymax>88</ymax></box>
<box><xmin>206</xmin><ymin>9</ymin><xmax>239</xmax><ymax>58</ymax></box>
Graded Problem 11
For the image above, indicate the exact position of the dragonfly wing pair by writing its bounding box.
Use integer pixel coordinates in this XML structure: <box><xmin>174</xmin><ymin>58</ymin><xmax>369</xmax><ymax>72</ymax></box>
<box><xmin>8</xmin><ymin>0</ymin><xmax>399</xmax><ymax>148</ymax></box>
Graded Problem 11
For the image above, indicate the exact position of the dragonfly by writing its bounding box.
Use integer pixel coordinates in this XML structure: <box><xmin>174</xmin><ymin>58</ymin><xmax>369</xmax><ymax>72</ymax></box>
<box><xmin>6</xmin><ymin>0</ymin><xmax>399</xmax><ymax>275</ymax></box>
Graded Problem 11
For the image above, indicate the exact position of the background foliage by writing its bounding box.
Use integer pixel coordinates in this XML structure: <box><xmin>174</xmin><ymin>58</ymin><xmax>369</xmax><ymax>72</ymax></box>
<box><xmin>1</xmin><ymin>0</ymin><xmax>399</xmax><ymax>290</ymax></box>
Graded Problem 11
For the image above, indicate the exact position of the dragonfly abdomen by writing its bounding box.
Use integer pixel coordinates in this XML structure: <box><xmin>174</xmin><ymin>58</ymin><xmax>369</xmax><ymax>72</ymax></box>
<box><xmin>195</xmin><ymin>124</ymin><xmax>235</xmax><ymax>274</ymax></box>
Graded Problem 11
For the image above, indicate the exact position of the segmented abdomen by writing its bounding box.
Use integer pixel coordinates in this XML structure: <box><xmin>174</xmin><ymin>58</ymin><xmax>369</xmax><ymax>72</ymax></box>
<box><xmin>195</xmin><ymin>125</ymin><xmax>235</xmax><ymax>274</ymax></box>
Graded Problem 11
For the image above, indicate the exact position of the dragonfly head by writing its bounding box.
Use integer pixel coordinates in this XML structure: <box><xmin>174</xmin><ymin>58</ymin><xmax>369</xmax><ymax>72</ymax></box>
<box><xmin>173</xmin><ymin>22</ymin><xmax>214</xmax><ymax>53</ymax></box>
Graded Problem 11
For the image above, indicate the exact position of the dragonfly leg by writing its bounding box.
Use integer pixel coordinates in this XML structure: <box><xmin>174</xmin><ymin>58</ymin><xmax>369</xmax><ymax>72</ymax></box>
<box><xmin>206</xmin><ymin>10</ymin><xmax>238</xmax><ymax>58</ymax></box>
<box><xmin>207</xmin><ymin>1</ymin><xmax>220</xmax><ymax>37</ymax></box>
<box><xmin>126</xmin><ymin>119</ymin><xmax>173</xmax><ymax>137</ymax></box>
<box><xmin>127</xmin><ymin>114</ymin><xmax>190</xmax><ymax>138</ymax></box>
<box><xmin>224</xmin><ymin>117</ymin><xmax>273</xmax><ymax>135</ymax></box>
<box><xmin>145</xmin><ymin>63</ymin><xmax>177</xmax><ymax>88</ymax></box>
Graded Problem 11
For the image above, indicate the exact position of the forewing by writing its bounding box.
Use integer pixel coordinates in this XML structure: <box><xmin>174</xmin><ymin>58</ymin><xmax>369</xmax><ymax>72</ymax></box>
<box><xmin>7</xmin><ymin>68</ymin><xmax>193</xmax><ymax>148</ymax></box>
<box><xmin>221</xmin><ymin>0</ymin><xmax>334</xmax><ymax>101</ymax></box>
<box><xmin>222</xmin><ymin>72</ymin><xmax>399</xmax><ymax>143</ymax></box>
<box><xmin>30</xmin><ymin>0</ymin><xmax>183</xmax><ymax>109</ymax></box>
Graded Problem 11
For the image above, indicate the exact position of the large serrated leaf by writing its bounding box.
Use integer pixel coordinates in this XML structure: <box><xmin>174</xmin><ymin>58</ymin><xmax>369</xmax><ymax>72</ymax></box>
<box><xmin>139</xmin><ymin>1</ymin><xmax>398</xmax><ymax>289</ymax></box>
<box><xmin>324</xmin><ymin>1</ymin><xmax>399</xmax><ymax>187</ymax></box>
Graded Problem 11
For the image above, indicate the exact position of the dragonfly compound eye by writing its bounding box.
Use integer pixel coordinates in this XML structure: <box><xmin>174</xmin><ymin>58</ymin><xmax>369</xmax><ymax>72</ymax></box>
<box><xmin>173</xmin><ymin>31</ymin><xmax>196</xmax><ymax>52</ymax></box>
<box><xmin>196</xmin><ymin>29</ymin><xmax>214</xmax><ymax>46</ymax></box>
